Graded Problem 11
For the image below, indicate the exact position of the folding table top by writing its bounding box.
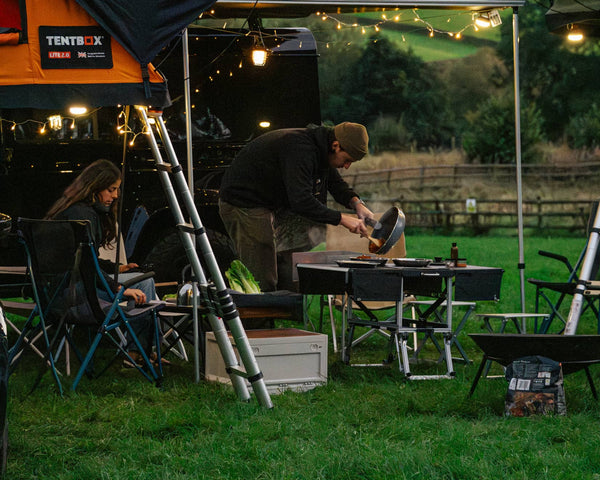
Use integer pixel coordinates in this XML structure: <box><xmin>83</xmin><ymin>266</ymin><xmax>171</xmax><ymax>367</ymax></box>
<box><xmin>296</xmin><ymin>262</ymin><xmax>503</xmax><ymax>302</ymax></box>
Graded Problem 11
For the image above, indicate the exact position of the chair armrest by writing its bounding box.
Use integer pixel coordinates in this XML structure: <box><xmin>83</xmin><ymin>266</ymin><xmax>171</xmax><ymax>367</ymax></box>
<box><xmin>121</xmin><ymin>271</ymin><xmax>155</xmax><ymax>289</ymax></box>
<box><xmin>538</xmin><ymin>250</ymin><xmax>574</xmax><ymax>273</ymax></box>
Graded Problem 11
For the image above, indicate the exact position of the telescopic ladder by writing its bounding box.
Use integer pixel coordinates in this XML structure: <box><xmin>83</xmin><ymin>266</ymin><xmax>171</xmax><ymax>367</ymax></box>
<box><xmin>136</xmin><ymin>106</ymin><xmax>273</xmax><ymax>408</ymax></box>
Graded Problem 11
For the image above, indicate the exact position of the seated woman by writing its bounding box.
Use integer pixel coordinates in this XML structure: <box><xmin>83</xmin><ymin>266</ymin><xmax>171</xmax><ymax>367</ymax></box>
<box><xmin>45</xmin><ymin>159</ymin><xmax>164</xmax><ymax>368</ymax></box>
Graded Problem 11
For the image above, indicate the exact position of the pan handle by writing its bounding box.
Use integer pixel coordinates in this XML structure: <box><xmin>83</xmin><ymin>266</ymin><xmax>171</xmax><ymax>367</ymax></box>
<box><xmin>364</xmin><ymin>217</ymin><xmax>382</xmax><ymax>230</ymax></box>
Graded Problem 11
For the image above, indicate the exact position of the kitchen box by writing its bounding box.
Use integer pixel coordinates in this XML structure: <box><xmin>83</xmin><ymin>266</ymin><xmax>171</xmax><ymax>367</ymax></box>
<box><xmin>205</xmin><ymin>328</ymin><xmax>328</xmax><ymax>394</ymax></box>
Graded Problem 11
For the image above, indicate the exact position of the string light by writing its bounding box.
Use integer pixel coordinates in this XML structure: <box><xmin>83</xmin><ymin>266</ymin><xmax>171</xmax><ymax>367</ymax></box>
<box><xmin>151</xmin><ymin>9</ymin><xmax>505</xmax><ymax>88</ymax></box>
<box><xmin>196</xmin><ymin>7</ymin><xmax>497</xmax><ymax>54</ymax></box>
<box><xmin>314</xmin><ymin>8</ymin><xmax>485</xmax><ymax>42</ymax></box>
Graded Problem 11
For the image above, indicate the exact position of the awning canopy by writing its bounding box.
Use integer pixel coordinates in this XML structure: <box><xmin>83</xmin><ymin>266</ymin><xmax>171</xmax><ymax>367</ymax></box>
<box><xmin>208</xmin><ymin>0</ymin><xmax>524</xmax><ymax>17</ymax></box>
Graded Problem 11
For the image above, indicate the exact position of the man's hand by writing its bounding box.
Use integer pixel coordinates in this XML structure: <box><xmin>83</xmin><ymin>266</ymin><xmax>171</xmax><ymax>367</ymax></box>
<box><xmin>355</xmin><ymin>202</ymin><xmax>374</xmax><ymax>221</ymax></box>
<box><xmin>340</xmin><ymin>213</ymin><xmax>368</xmax><ymax>236</ymax></box>
<box><xmin>350</xmin><ymin>196</ymin><xmax>375</xmax><ymax>221</ymax></box>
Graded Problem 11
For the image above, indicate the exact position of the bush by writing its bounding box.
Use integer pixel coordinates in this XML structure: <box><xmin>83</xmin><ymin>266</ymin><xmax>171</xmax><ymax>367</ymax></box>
<box><xmin>367</xmin><ymin>115</ymin><xmax>412</xmax><ymax>152</ymax></box>
<box><xmin>462</xmin><ymin>96</ymin><xmax>545</xmax><ymax>164</ymax></box>
<box><xmin>566</xmin><ymin>104</ymin><xmax>600</xmax><ymax>150</ymax></box>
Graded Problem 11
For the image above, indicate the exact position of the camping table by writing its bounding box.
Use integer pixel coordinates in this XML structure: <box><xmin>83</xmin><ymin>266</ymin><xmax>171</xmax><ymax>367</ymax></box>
<box><xmin>297</xmin><ymin>262</ymin><xmax>503</xmax><ymax>380</ymax></box>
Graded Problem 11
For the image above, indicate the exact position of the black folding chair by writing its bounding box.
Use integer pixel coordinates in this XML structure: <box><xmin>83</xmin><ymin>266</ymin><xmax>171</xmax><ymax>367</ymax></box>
<box><xmin>528</xmin><ymin>201</ymin><xmax>600</xmax><ymax>334</ymax></box>
<box><xmin>9</xmin><ymin>218</ymin><xmax>164</xmax><ymax>393</ymax></box>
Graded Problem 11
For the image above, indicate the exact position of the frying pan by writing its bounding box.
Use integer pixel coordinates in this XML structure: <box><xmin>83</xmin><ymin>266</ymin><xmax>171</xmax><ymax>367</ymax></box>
<box><xmin>365</xmin><ymin>206</ymin><xmax>406</xmax><ymax>255</ymax></box>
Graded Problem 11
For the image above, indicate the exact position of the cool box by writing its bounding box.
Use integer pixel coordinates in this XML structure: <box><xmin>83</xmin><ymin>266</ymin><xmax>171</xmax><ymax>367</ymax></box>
<box><xmin>205</xmin><ymin>328</ymin><xmax>328</xmax><ymax>395</ymax></box>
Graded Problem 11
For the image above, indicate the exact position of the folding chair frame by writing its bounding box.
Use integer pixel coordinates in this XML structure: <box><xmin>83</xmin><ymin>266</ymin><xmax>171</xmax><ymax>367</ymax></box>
<box><xmin>10</xmin><ymin>218</ymin><xmax>164</xmax><ymax>393</ymax></box>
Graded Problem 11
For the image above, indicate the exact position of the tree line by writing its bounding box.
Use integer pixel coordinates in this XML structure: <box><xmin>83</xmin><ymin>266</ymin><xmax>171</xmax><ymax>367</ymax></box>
<box><xmin>309</xmin><ymin>4</ymin><xmax>600</xmax><ymax>163</ymax></box>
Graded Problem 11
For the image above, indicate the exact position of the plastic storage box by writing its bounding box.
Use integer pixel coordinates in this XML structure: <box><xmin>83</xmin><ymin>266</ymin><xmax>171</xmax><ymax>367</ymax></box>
<box><xmin>205</xmin><ymin>328</ymin><xmax>328</xmax><ymax>394</ymax></box>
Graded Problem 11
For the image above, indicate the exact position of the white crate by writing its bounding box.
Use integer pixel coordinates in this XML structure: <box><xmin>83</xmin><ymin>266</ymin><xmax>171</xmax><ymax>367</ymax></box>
<box><xmin>205</xmin><ymin>328</ymin><xmax>328</xmax><ymax>395</ymax></box>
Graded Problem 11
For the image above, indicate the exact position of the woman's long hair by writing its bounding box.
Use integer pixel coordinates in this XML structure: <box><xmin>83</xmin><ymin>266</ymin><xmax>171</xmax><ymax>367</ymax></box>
<box><xmin>45</xmin><ymin>159</ymin><xmax>121</xmax><ymax>246</ymax></box>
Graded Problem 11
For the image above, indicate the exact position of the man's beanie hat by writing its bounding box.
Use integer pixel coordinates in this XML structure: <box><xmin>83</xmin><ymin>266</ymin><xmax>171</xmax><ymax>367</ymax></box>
<box><xmin>334</xmin><ymin>122</ymin><xmax>369</xmax><ymax>161</ymax></box>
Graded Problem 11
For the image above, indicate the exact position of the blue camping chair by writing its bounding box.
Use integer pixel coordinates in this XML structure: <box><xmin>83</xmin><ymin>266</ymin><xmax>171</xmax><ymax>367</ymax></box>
<box><xmin>9</xmin><ymin>218</ymin><xmax>164</xmax><ymax>393</ymax></box>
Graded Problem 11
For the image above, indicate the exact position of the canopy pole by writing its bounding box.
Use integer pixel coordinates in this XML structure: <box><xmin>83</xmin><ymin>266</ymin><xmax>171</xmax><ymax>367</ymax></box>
<box><xmin>114</xmin><ymin>105</ymin><xmax>131</xmax><ymax>282</ymax></box>
<box><xmin>182</xmin><ymin>28</ymin><xmax>194</xmax><ymax>193</ymax></box>
<box><xmin>512</xmin><ymin>8</ymin><xmax>526</xmax><ymax>312</ymax></box>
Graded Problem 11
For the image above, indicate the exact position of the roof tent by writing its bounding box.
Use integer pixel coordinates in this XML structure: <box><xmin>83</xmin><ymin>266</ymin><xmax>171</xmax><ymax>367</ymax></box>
<box><xmin>0</xmin><ymin>0</ymin><xmax>215</xmax><ymax>109</ymax></box>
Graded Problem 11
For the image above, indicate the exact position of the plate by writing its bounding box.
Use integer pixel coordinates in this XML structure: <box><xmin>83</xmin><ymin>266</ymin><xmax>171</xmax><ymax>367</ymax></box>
<box><xmin>349</xmin><ymin>256</ymin><xmax>388</xmax><ymax>266</ymax></box>
<box><xmin>336</xmin><ymin>260</ymin><xmax>379</xmax><ymax>268</ymax></box>
<box><xmin>392</xmin><ymin>258</ymin><xmax>432</xmax><ymax>267</ymax></box>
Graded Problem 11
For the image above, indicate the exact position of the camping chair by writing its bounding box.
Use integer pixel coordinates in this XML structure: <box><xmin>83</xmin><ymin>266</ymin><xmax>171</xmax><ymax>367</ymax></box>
<box><xmin>9</xmin><ymin>218</ymin><xmax>164</xmax><ymax>393</ymax></box>
<box><xmin>528</xmin><ymin>201</ymin><xmax>600</xmax><ymax>334</ymax></box>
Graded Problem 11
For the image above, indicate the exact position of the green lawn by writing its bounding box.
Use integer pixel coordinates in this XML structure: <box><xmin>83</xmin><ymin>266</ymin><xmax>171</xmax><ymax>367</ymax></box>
<box><xmin>6</xmin><ymin>234</ymin><xmax>600</xmax><ymax>479</ymax></box>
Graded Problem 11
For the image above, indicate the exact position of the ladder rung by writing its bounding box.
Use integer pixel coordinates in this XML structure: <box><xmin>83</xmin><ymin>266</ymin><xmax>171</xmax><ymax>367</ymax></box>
<box><xmin>176</xmin><ymin>223</ymin><xmax>196</xmax><ymax>234</ymax></box>
<box><xmin>155</xmin><ymin>163</ymin><xmax>172</xmax><ymax>172</ymax></box>
<box><xmin>227</xmin><ymin>366</ymin><xmax>248</xmax><ymax>378</ymax></box>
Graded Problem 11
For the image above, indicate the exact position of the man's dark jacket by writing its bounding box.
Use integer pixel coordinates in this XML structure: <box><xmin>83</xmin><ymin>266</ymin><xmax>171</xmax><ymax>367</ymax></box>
<box><xmin>219</xmin><ymin>125</ymin><xmax>359</xmax><ymax>225</ymax></box>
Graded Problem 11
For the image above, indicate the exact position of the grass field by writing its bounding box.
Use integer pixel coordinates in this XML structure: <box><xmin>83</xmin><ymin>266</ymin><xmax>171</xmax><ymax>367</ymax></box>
<box><xmin>5</xmin><ymin>234</ymin><xmax>600</xmax><ymax>479</ymax></box>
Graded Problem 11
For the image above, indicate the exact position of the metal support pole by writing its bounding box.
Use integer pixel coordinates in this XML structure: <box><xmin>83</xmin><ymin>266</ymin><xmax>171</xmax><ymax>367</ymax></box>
<box><xmin>513</xmin><ymin>8</ymin><xmax>526</xmax><ymax>313</ymax></box>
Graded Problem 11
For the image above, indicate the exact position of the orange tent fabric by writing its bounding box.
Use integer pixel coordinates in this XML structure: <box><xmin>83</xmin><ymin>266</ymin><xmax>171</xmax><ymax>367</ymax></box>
<box><xmin>0</xmin><ymin>0</ymin><xmax>168</xmax><ymax>108</ymax></box>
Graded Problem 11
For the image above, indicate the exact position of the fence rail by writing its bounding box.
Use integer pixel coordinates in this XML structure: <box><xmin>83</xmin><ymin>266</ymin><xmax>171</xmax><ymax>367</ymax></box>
<box><xmin>337</xmin><ymin>162</ymin><xmax>599</xmax><ymax>232</ymax></box>
<box><xmin>342</xmin><ymin>161</ymin><xmax>600</xmax><ymax>189</ymax></box>
<box><xmin>341</xmin><ymin>198</ymin><xmax>597</xmax><ymax>233</ymax></box>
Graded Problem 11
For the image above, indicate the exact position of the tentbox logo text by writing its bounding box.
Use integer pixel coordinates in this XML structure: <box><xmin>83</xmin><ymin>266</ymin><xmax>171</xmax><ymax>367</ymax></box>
<box><xmin>39</xmin><ymin>26</ymin><xmax>113</xmax><ymax>69</ymax></box>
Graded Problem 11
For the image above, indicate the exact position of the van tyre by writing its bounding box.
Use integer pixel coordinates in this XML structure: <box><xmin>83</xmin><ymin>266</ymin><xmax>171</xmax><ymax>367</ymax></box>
<box><xmin>142</xmin><ymin>228</ymin><xmax>237</xmax><ymax>283</ymax></box>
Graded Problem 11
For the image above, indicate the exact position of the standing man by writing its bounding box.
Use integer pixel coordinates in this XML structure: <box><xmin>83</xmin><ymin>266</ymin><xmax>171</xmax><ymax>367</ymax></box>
<box><xmin>219</xmin><ymin>122</ymin><xmax>374</xmax><ymax>291</ymax></box>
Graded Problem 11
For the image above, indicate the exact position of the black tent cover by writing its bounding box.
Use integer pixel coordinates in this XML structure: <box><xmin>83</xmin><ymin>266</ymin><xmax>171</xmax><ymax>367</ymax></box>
<box><xmin>74</xmin><ymin>1</ymin><xmax>217</xmax><ymax>68</ymax></box>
